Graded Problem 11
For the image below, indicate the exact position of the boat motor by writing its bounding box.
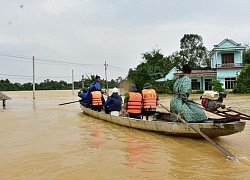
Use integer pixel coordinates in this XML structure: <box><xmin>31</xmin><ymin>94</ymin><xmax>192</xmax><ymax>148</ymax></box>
<box><xmin>200</xmin><ymin>91</ymin><xmax>226</xmax><ymax>111</ymax></box>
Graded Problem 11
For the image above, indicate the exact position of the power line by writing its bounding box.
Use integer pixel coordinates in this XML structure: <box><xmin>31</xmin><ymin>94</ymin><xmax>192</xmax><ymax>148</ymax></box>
<box><xmin>0</xmin><ymin>52</ymin><xmax>103</xmax><ymax>68</ymax></box>
<box><xmin>108</xmin><ymin>65</ymin><xmax>128</xmax><ymax>71</ymax></box>
<box><xmin>0</xmin><ymin>51</ymin><xmax>129</xmax><ymax>71</ymax></box>
<box><xmin>0</xmin><ymin>73</ymin><xmax>85</xmax><ymax>79</ymax></box>
<box><xmin>0</xmin><ymin>57</ymin><xmax>32</xmax><ymax>63</ymax></box>
<box><xmin>0</xmin><ymin>52</ymin><xmax>31</xmax><ymax>59</ymax></box>
<box><xmin>0</xmin><ymin>56</ymin><xmax>103</xmax><ymax>71</ymax></box>
<box><xmin>35</xmin><ymin>57</ymin><xmax>103</xmax><ymax>67</ymax></box>
<box><xmin>0</xmin><ymin>51</ymin><xmax>129</xmax><ymax>82</ymax></box>
<box><xmin>0</xmin><ymin>73</ymin><xmax>31</xmax><ymax>77</ymax></box>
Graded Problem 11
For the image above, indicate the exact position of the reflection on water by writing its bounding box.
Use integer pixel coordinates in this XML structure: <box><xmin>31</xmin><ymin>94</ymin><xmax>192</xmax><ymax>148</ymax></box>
<box><xmin>32</xmin><ymin>99</ymin><xmax>36</xmax><ymax>110</ymax></box>
<box><xmin>126</xmin><ymin>133</ymin><xmax>156</xmax><ymax>171</ymax></box>
<box><xmin>0</xmin><ymin>90</ymin><xmax>250</xmax><ymax>179</ymax></box>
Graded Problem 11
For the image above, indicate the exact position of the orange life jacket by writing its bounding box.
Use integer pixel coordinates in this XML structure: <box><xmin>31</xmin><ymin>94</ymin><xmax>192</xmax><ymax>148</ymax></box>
<box><xmin>91</xmin><ymin>91</ymin><xmax>102</xmax><ymax>106</ymax></box>
<box><xmin>142</xmin><ymin>89</ymin><xmax>157</xmax><ymax>109</ymax></box>
<box><xmin>127</xmin><ymin>92</ymin><xmax>142</xmax><ymax>114</ymax></box>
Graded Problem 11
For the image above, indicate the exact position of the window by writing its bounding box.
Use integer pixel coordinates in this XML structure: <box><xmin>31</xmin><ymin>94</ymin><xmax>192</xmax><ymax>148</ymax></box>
<box><xmin>205</xmin><ymin>79</ymin><xmax>212</xmax><ymax>90</ymax></box>
<box><xmin>225</xmin><ymin>78</ymin><xmax>236</xmax><ymax>89</ymax></box>
<box><xmin>191</xmin><ymin>79</ymin><xmax>200</xmax><ymax>90</ymax></box>
<box><xmin>222</xmin><ymin>53</ymin><xmax>234</xmax><ymax>64</ymax></box>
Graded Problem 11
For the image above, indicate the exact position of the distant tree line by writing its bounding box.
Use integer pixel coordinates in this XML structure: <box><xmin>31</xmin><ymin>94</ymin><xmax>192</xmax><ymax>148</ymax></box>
<box><xmin>0</xmin><ymin>74</ymin><xmax>121</xmax><ymax>91</ymax></box>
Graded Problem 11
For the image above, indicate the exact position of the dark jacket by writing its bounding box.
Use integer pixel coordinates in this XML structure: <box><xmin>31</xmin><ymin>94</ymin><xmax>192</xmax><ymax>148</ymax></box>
<box><xmin>78</xmin><ymin>91</ymin><xmax>88</xmax><ymax>107</ymax></box>
<box><xmin>104</xmin><ymin>93</ymin><xmax>122</xmax><ymax>112</ymax></box>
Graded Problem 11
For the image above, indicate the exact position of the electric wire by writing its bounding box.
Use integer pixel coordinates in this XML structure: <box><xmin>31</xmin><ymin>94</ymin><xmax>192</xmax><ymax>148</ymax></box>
<box><xmin>0</xmin><ymin>51</ymin><xmax>129</xmax><ymax>82</ymax></box>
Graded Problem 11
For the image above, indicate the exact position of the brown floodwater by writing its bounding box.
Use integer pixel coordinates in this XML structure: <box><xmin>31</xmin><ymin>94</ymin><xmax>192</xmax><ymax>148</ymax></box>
<box><xmin>0</xmin><ymin>90</ymin><xmax>250</xmax><ymax>180</ymax></box>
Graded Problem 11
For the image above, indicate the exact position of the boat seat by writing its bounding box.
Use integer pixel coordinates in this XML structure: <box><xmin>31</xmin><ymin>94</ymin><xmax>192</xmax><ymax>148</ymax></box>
<box><xmin>111</xmin><ymin>111</ymin><xmax>120</xmax><ymax>116</ymax></box>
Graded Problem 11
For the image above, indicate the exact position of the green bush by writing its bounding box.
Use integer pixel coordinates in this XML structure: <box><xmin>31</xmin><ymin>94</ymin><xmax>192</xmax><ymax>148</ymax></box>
<box><xmin>233</xmin><ymin>64</ymin><xmax>250</xmax><ymax>93</ymax></box>
<box><xmin>192</xmin><ymin>90</ymin><xmax>204</xmax><ymax>94</ymax></box>
<box><xmin>209</xmin><ymin>80</ymin><xmax>224</xmax><ymax>92</ymax></box>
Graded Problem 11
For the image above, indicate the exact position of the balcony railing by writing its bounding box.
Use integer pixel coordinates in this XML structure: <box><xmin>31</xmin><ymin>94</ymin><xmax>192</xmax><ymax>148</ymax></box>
<box><xmin>216</xmin><ymin>63</ymin><xmax>243</xmax><ymax>68</ymax></box>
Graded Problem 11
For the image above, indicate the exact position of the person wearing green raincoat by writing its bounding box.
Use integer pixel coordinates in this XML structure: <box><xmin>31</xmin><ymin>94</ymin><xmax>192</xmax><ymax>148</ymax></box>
<box><xmin>170</xmin><ymin>64</ymin><xmax>207</xmax><ymax>122</ymax></box>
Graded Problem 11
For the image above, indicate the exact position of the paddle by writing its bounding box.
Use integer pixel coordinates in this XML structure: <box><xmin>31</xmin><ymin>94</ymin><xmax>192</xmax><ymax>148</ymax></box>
<box><xmin>59</xmin><ymin>100</ymin><xmax>80</xmax><ymax>106</ymax></box>
<box><xmin>159</xmin><ymin>104</ymin><xmax>238</xmax><ymax>160</ymax></box>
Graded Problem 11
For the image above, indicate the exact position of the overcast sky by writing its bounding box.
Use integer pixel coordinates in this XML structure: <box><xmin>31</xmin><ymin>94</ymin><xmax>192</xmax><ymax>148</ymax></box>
<box><xmin>1</xmin><ymin>0</ymin><xmax>250</xmax><ymax>83</ymax></box>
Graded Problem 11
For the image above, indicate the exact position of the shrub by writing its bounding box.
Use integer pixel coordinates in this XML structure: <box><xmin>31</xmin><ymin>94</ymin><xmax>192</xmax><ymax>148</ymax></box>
<box><xmin>209</xmin><ymin>80</ymin><xmax>224</xmax><ymax>92</ymax></box>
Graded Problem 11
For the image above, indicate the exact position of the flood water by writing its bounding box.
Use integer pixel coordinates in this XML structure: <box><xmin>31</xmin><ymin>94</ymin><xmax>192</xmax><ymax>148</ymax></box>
<box><xmin>0</xmin><ymin>90</ymin><xmax>250</xmax><ymax>180</ymax></box>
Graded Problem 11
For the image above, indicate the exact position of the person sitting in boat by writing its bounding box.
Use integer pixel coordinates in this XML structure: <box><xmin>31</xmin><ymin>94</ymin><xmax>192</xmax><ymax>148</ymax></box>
<box><xmin>170</xmin><ymin>64</ymin><xmax>207</xmax><ymax>122</ymax></box>
<box><xmin>124</xmin><ymin>83</ymin><xmax>142</xmax><ymax>119</ymax></box>
<box><xmin>87</xmin><ymin>75</ymin><xmax>104</xmax><ymax>98</ymax></box>
<box><xmin>141</xmin><ymin>83</ymin><xmax>159</xmax><ymax>119</ymax></box>
<box><xmin>104</xmin><ymin>87</ymin><xmax>122</xmax><ymax>115</ymax></box>
<box><xmin>78</xmin><ymin>87</ymin><xmax>88</xmax><ymax>107</ymax></box>
<box><xmin>87</xmin><ymin>86</ymin><xmax>105</xmax><ymax>112</ymax></box>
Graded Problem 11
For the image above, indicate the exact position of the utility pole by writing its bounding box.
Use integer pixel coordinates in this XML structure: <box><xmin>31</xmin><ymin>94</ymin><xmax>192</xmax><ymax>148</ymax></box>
<box><xmin>72</xmin><ymin>70</ymin><xmax>74</xmax><ymax>95</ymax></box>
<box><xmin>32</xmin><ymin>56</ymin><xmax>35</xmax><ymax>99</ymax></box>
<box><xmin>118</xmin><ymin>76</ymin><xmax>122</xmax><ymax>94</ymax></box>
<box><xmin>104</xmin><ymin>61</ymin><xmax>108</xmax><ymax>92</ymax></box>
<box><xmin>82</xmin><ymin>75</ymin><xmax>85</xmax><ymax>89</ymax></box>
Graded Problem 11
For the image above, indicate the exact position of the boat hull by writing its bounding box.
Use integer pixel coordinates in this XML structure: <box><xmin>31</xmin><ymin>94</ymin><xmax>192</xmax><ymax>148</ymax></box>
<box><xmin>81</xmin><ymin>105</ymin><xmax>246</xmax><ymax>138</ymax></box>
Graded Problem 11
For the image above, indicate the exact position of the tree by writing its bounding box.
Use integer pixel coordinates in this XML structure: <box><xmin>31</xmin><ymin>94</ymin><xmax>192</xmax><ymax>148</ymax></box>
<box><xmin>156</xmin><ymin>79</ymin><xmax>177</xmax><ymax>93</ymax></box>
<box><xmin>22</xmin><ymin>82</ymin><xmax>33</xmax><ymax>90</ymax></box>
<box><xmin>127</xmin><ymin>49</ymin><xmax>169</xmax><ymax>91</ymax></box>
<box><xmin>243</xmin><ymin>47</ymin><xmax>250</xmax><ymax>65</ymax></box>
<box><xmin>209</xmin><ymin>80</ymin><xmax>224</xmax><ymax>92</ymax></box>
<box><xmin>0</xmin><ymin>79</ymin><xmax>11</xmax><ymax>91</ymax></box>
<box><xmin>127</xmin><ymin>65</ymin><xmax>151</xmax><ymax>92</ymax></box>
<box><xmin>141</xmin><ymin>49</ymin><xmax>169</xmax><ymax>76</ymax></box>
<box><xmin>127</xmin><ymin>49</ymin><xmax>167</xmax><ymax>91</ymax></box>
<box><xmin>0</xmin><ymin>77</ymin><xmax>120</xmax><ymax>91</ymax></box>
<box><xmin>179</xmin><ymin>34</ymin><xmax>210</xmax><ymax>68</ymax></box>
<box><xmin>168</xmin><ymin>51</ymin><xmax>183</xmax><ymax>70</ymax></box>
<box><xmin>233</xmin><ymin>64</ymin><xmax>250</xmax><ymax>93</ymax></box>
<box><xmin>107</xmin><ymin>79</ymin><xmax>118</xmax><ymax>88</ymax></box>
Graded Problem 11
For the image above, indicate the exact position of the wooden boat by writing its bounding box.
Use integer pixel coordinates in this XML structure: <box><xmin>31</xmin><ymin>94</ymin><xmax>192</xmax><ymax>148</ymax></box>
<box><xmin>80</xmin><ymin>105</ymin><xmax>246</xmax><ymax>138</ymax></box>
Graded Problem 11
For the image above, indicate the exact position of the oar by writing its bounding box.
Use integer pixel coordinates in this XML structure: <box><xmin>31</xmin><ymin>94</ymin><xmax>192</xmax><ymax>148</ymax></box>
<box><xmin>59</xmin><ymin>100</ymin><xmax>80</xmax><ymax>106</ymax></box>
<box><xmin>159</xmin><ymin>104</ymin><xmax>238</xmax><ymax>160</ymax></box>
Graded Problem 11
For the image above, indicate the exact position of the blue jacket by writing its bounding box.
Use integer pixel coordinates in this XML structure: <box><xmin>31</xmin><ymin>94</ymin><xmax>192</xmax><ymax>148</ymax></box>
<box><xmin>87</xmin><ymin>80</ymin><xmax>104</xmax><ymax>98</ymax></box>
<box><xmin>104</xmin><ymin>93</ymin><xmax>122</xmax><ymax>111</ymax></box>
<box><xmin>78</xmin><ymin>91</ymin><xmax>88</xmax><ymax>107</ymax></box>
